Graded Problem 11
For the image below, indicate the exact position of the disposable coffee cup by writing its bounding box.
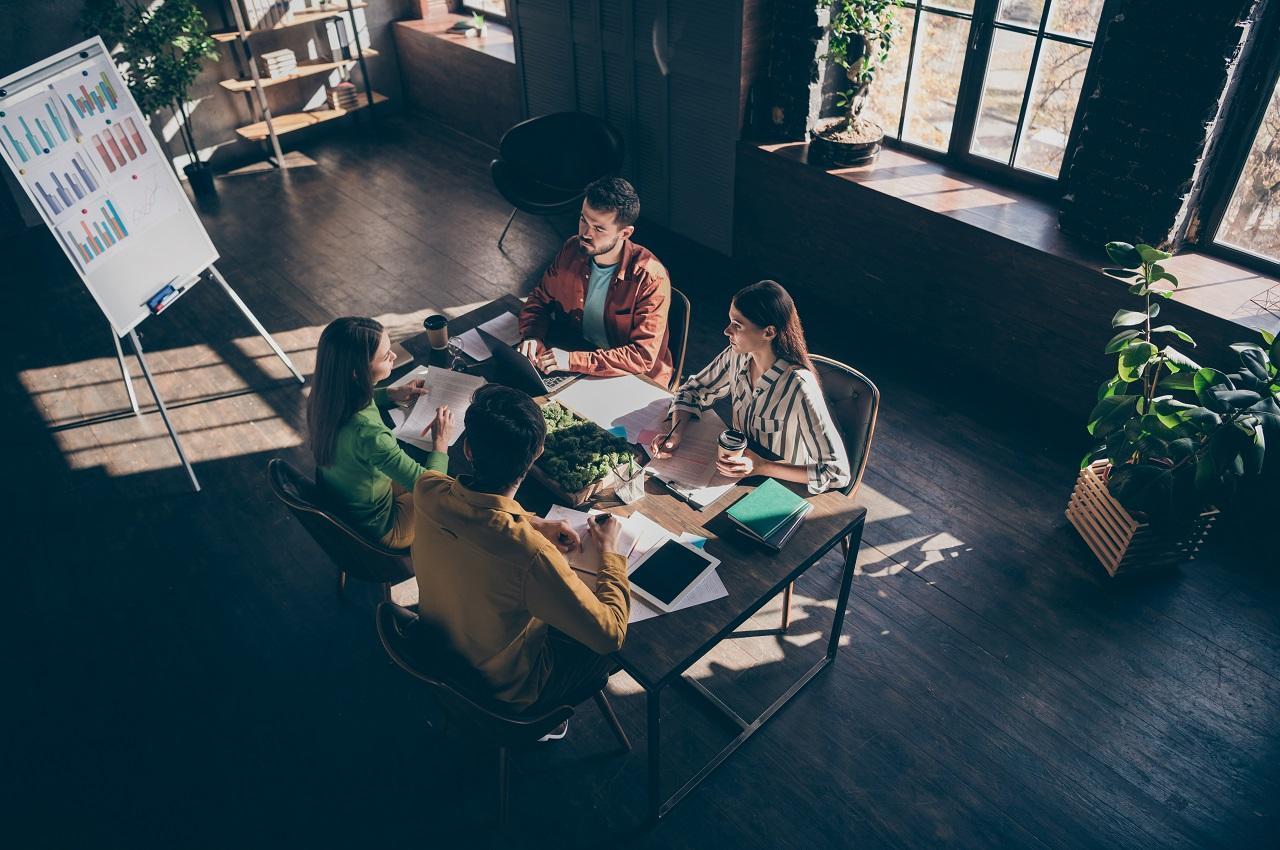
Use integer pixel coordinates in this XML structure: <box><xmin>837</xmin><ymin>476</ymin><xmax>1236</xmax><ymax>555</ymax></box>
<box><xmin>718</xmin><ymin>429</ymin><xmax>747</xmax><ymax>461</ymax></box>
<box><xmin>423</xmin><ymin>314</ymin><xmax>449</xmax><ymax>350</ymax></box>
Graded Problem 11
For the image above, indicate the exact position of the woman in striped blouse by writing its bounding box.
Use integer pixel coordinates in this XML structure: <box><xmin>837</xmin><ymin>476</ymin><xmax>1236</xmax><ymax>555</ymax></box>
<box><xmin>648</xmin><ymin>280</ymin><xmax>851</xmax><ymax>494</ymax></box>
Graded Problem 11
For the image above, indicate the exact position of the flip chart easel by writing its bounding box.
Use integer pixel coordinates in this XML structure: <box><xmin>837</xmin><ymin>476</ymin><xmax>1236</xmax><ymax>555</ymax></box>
<box><xmin>0</xmin><ymin>37</ymin><xmax>303</xmax><ymax>492</ymax></box>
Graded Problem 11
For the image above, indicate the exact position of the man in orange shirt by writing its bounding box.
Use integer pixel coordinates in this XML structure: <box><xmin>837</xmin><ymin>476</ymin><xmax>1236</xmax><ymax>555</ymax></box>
<box><xmin>517</xmin><ymin>177</ymin><xmax>675</xmax><ymax>388</ymax></box>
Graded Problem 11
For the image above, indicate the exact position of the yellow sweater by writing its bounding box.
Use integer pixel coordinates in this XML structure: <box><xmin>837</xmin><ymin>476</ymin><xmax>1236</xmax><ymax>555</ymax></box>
<box><xmin>411</xmin><ymin>471</ymin><xmax>629</xmax><ymax>708</ymax></box>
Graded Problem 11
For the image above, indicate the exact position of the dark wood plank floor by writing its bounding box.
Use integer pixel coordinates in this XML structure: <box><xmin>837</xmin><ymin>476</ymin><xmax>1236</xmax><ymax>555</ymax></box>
<box><xmin>5</xmin><ymin>114</ymin><xmax>1278</xmax><ymax>849</ymax></box>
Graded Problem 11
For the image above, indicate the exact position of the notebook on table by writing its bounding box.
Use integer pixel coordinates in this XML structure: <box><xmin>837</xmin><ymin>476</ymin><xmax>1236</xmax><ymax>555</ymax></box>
<box><xmin>724</xmin><ymin>478</ymin><xmax>813</xmax><ymax>551</ymax></box>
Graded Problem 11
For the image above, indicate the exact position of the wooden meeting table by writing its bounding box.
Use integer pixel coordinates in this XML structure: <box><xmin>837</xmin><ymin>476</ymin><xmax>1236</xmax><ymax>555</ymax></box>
<box><xmin>395</xmin><ymin>295</ymin><xmax>867</xmax><ymax>823</ymax></box>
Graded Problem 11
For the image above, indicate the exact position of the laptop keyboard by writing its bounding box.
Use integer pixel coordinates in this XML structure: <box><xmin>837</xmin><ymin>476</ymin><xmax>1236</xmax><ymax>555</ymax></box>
<box><xmin>543</xmin><ymin>373</ymin><xmax>573</xmax><ymax>393</ymax></box>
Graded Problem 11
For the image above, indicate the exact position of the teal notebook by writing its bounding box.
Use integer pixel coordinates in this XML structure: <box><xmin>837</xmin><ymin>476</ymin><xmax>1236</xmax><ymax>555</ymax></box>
<box><xmin>725</xmin><ymin>478</ymin><xmax>810</xmax><ymax>544</ymax></box>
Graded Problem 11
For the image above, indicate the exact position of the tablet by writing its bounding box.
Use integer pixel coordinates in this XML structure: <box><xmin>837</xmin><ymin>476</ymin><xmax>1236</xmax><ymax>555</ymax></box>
<box><xmin>627</xmin><ymin>538</ymin><xmax>721</xmax><ymax>613</ymax></box>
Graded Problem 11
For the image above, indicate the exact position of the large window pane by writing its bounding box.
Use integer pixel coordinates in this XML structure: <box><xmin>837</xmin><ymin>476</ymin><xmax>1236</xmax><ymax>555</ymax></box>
<box><xmin>971</xmin><ymin>29</ymin><xmax>1035</xmax><ymax>162</ymax></box>
<box><xmin>1013</xmin><ymin>40</ymin><xmax>1091</xmax><ymax>176</ymax></box>
<box><xmin>902</xmin><ymin>12</ymin><xmax>970</xmax><ymax>150</ymax></box>
<box><xmin>1046</xmin><ymin>0</ymin><xmax>1105</xmax><ymax>41</ymax></box>
<box><xmin>1215</xmin><ymin>75</ymin><xmax>1280</xmax><ymax>265</ymax></box>
<box><xmin>996</xmin><ymin>0</ymin><xmax>1044</xmax><ymax>28</ymax></box>
<box><xmin>928</xmin><ymin>0</ymin><xmax>975</xmax><ymax>12</ymax></box>
<box><xmin>863</xmin><ymin>7</ymin><xmax>917</xmax><ymax>138</ymax></box>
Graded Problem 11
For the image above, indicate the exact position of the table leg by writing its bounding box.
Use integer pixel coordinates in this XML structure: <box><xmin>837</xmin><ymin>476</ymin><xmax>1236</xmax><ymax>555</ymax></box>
<box><xmin>647</xmin><ymin>687</ymin><xmax>661</xmax><ymax>824</ymax></box>
<box><xmin>827</xmin><ymin>521</ymin><xmax>863</xmax><ymax>660</ymax></box>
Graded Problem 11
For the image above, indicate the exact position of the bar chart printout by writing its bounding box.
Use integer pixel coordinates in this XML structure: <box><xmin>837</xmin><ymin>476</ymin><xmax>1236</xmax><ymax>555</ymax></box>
<box><xmin>65</xmin><ymin>70</ymin><xmax>120</xmax><ymax>118</ymax></box>
<box><xmin>0</xmin><ymin>94</ymin><xmax>70</xmax><ymax>161</ymax></box>
<box><xmin>32</xmin><ymin>151</ymin><xmax>101</xmax><ymax>217</ymax></box>
<box><xmin>63</xmin><ymin>198</ymin><xmax>129</xmax><ymax>265</ymax></box>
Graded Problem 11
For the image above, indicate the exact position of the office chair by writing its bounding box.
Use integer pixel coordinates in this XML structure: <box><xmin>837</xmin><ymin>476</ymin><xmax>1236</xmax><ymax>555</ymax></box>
<box><xmin>375</xmin><ymin>602</ymin><xmax>631</xmax><ymax>825</ymax></box>
<box><xmin>666</xmin><ymin>285</ymin><xmax>691</xmax><ymax>390</ymax></box>
<box><xmin>490</xmin><ymin>112</ymin><xmax>624</xmax><ymax>250</ymax></box>
<box><xmin>779</xmin><ymin>356</ymin><xmax>879</xmax><ymax>630</ymax></box>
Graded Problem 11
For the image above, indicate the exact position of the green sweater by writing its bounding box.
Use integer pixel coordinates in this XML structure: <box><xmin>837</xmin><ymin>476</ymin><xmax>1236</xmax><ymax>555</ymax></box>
<box><xmin>317</xmin><ymin>388</ymin><xmax>449</xmax><ymax>540</ymax></box>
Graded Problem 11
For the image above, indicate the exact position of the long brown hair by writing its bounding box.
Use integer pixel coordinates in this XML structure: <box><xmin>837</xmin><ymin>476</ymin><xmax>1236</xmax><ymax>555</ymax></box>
<box><xmin>732</xmin><ymin>280</ymin><xmax>816</xmax><ymax>374</ymax></box>
<box><xmin>307</xmin><ymin>317</ymin><xmax>384</xmax><ymax>467</ymax></box>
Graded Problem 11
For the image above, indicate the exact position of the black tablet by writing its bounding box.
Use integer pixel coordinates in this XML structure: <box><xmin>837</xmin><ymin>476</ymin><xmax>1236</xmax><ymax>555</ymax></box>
<box><xmin>627</xmin><ymin>538</ymin><xmax>721</xmax><ymax>612</ymax></box>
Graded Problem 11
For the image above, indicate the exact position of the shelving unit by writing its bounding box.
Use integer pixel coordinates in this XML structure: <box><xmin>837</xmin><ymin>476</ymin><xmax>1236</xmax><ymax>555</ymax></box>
<box><xmin>217</xmin><ymin>0</ymin><xmax>382</xmax><ymax>170</ymax></box>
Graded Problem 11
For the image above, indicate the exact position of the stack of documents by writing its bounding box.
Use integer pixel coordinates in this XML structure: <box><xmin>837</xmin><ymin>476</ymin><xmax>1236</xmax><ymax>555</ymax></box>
<box><xmin>451</xmin><ymin>312</ymin><xmax>524</xmax><ymax>363</ymax></box>
<box><xmin>545</xmin><ymin>506</ymin><xmax>728</xmax><ymax>623</ymax></box>
<box><xmin>388</xmin><ymin>366</ymin><xmax>486</xmax><ymax>449</ymax></box>
<box><xmin>644</xmin><ymin>410</ymin><xmax>738</xmax><ymax>509</ymax></box>
<box><xmin>554</xmin><ymin>374</ymin><xmax>673</xmax><ymax>444</ymax></box>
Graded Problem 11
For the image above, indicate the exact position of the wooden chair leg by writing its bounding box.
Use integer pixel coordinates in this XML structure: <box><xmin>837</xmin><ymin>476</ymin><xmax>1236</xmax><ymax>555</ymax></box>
<box><xmin>497</xmin><ymin>208</ymin><xmax>517</xmax><ymax>249</ymax></box>
<box><xmin>780</xmin><ymin>581</ymin><xmax>795</xmax><ymax>631</ymax></box>
<box><xmin>594</xmin><ymin>691</ymin><xmax>631</xmax><ymax>752</ymax></box>
<box><xmin>337</xmin><ymin>571</ymin><xmax>347</xmax><ymax>595</ymax></box>
<box><xmin>497</xmin><ymin>747</ymin><xmax>510</xmax><ymax>826</ymax></box>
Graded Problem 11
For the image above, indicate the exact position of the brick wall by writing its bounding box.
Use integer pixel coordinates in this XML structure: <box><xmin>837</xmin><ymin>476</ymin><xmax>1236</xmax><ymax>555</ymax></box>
<box><xmin>755</xmin><ymin>0</ymin><xmax>826</xmax><ymax>140</ymax></box>
<box><xmin>1058</xmin><ymin>0</ymin><xmax>1263</xmax><ymax>248</ymax></box>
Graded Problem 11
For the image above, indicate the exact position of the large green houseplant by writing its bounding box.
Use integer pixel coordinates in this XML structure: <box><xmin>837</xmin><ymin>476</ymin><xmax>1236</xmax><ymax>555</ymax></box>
<box><xmin>810</xmin><ymin>0</ymin><xmax>903</xmax><ymax>167</ymax></box>
<box><xmin>1082</xmin><ymin>241</ymin><xmax>1280</xmax><ymax>530</ymax></box>
<box><xmin>81</xmin><ymin>0</ymin><xmax>219</xmax><ymax>196</ymax></box>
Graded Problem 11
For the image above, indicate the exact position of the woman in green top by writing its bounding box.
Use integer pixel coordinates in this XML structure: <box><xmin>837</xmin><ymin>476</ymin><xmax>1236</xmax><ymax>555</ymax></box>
<box><xmin>307</xmin><ymin>317</ymin><xmax>454</xmax><ymax>548</ymax></box>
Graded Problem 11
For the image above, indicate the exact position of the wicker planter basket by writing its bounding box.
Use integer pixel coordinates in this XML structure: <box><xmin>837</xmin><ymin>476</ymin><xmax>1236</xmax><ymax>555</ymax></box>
<box><xmin>1066</xmin><ymin>460</ymin><xmax>1218</xmax><ymax>576</ymax></box>
<box><xmin>527</xmin><ymin>459</ymin><xmax>638</xmax><ymax>508</ymax></box>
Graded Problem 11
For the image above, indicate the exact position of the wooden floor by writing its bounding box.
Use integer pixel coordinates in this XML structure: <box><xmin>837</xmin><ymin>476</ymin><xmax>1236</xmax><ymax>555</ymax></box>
<box><xmin>5</xmin><ymin>114</ymin><xmax>1278</xmax><ymax>849</ymax></box>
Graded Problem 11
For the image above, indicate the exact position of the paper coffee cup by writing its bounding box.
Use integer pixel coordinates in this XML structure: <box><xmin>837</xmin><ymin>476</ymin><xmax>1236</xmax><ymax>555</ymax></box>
<box><xmin>423</xmin><ymin>314</ymin><xmax>449</xmax><ymax>350</ymax></box>
<box><xmin>718</xmin><ymin>429</ymin><xmax>747</xmax><ymax>460</ymax></box>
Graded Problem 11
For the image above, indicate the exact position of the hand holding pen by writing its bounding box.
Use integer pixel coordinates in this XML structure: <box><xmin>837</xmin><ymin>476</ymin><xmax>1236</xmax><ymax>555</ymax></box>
<box><xmin>647</xmin><ymin>413</ymin><xmax>686</xmax><ymax>460</ymax></box>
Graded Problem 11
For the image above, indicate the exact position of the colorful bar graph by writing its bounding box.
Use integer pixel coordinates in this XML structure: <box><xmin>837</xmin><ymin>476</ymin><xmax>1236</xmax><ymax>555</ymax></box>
<box><xmin>44</xmin><ymin>102</ymin><xmax>67</xmax><ymax>142</ymax></box>
<box><xmin>64</xmin><ymin>197</ymin><xmax>129</xmax><ymax>264</ymax></box>
<box><xmin>3</xmin><ymin>96</ymin><xmax>68</xmax><ymax>159</ymax></box>
<box><xmin>3</xmin><ymin>125</ymin><xmax>30</xmax><ymax>163</ymax></box>
<box><xmin>66</xmin><ymin>73</ymin><xmax>121</xmax><ymax>118</ymax></box>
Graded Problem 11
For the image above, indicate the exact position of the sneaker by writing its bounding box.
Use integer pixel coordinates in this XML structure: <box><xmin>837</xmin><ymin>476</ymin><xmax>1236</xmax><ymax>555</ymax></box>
<box><xmin>538</xmin><ymin>720</ymin><xmax>569</xmax><ymax>742</ymax></box>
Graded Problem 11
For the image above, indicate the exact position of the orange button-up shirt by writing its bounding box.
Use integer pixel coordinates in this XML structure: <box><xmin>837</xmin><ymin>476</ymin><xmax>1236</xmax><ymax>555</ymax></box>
<box><xmin>518</xmin><ymin>236</ymin><xmax>674</xmax><ymax>388</ymax></box>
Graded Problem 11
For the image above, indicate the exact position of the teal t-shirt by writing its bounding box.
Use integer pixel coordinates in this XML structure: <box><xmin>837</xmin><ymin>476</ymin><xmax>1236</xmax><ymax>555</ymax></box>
<box><xmin>582</xmin><ymin>259</ymin><xmax>618</xmax><ymax>350</ymax></box>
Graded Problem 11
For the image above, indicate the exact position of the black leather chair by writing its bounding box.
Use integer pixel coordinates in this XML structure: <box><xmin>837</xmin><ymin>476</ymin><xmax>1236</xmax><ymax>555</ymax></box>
<box><xmin>490</xmin><ymin>112</ymin><xmax>625</xmax><ymax>249</ymax></box>
<box><xmin>267</xmin><ymin>458</ymin><xmax>412</xmax><ymax>600</ymax></box>
<box><xmin>666</xmin><ymin>286</ymin><xmax>691</xmax><ymax>390</ymax></box>
<box><xmin>375</xmin><ymin>602</ymin><xmax>631</xmax><ymax>824</ymax></box>
<box><xmin>779</xmin><ymin>356</ymin><xmax>879</xmax><ymax>630</ymax></box>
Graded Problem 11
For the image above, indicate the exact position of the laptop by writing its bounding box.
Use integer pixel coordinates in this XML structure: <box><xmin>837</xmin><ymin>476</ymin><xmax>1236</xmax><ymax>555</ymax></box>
<box><xmin>477</xmin><ymin>327</ymin><xmax>577</xmax><ymax>395</ymax></box>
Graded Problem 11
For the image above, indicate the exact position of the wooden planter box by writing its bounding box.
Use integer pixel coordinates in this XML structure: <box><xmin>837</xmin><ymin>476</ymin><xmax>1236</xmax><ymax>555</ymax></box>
<box><xmin>1066</xmin><ymin>460</ymin><xmax>1218</xmax><ymax>576</ymax></box>
<box><xmin>527</xmin><ymin>459</ymin><xmax>638</xmax><ymax>508</ymax></box>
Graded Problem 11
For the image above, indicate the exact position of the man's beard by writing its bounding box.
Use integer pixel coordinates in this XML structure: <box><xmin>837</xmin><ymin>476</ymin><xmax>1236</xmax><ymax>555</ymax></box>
<box><xmin>579</xmin><ymin>234</ymin><xmax>619</xmax><ymax>257</ymax></box>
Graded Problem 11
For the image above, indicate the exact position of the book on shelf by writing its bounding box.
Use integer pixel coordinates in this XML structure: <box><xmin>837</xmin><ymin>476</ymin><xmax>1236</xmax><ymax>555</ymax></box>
<box><xmin>724</xmin><ymin>477</ymin><xmax>813</xmax><ymax>552</ymax></box>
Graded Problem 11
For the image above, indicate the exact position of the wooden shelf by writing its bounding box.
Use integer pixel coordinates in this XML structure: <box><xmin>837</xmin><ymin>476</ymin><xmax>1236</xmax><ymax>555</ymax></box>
<box><xmin>219</xmin><ymin>49</ymin><xmax>379</xmax><ymax>92</ymax></box>
<box><xmin>234</xmin><ymin>91</ymin><xmax>388</xmax><ymax>141</ymax></box>
<box><xmin>212</xmin><ymin>2</ymin><xmax>368</xmax><ymax>42</ymax></box>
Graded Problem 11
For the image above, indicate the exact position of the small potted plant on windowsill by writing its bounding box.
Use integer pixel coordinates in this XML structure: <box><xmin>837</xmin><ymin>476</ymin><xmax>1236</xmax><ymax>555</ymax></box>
<box><xmin>1066</xmin><ymin>240</ymin><xmax>1280</xmax><ymax>576</ymax></box>
<box><xmin>809</xmin><ymin>0</ymin><xmax>903</xmax><ymax>168</ymax></box>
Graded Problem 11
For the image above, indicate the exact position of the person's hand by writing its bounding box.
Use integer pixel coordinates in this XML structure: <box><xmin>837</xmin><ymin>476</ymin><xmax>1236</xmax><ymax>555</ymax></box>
<box><xmin>536</xmin><ymin>349</ymin><xmax>560</xmax><ymax>373</ymax></box>
<box><xmin>423</xmin><ymin>405</ymin><xmax>453</xmax><ymax>453</ymax></box>
<box><xmin>647</xmin><ymin>415</ymin><xmax>685</xmax><ymax>459</ymax></box>
<box><xmin>386</xmin><ymin>378</ymin><xmax>426</xmax><ymax>406</ymax></box>
<box><xmin>716</xmin><ymin>448</ymin><xmax>760</xmax><ymax>479</ymax></box>
<box><xmin>518</xmin><ymin>339</ymin><xmax>541</xmax><ymax>367</ymax></box>
<box><xmin>530</xmin><ymin>517</ymin><xmax>582</xmax><ymax>554</ymax></box>
<box><xmin>588</xmin><ymin>513</ymin><xmax>623</xmax><ymax>555</ymax></box>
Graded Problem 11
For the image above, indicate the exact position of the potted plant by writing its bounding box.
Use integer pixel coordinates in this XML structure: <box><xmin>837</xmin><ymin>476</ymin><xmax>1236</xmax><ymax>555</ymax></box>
<box><xmin>81</xmin><ymin>0</ymin><xmax>219</xmax><ymax>198</ymax></box>
<box><xmin>1067</xmin><ymin>240</ymin><xmax>1280</xmax><ymax>575</ymax></box>
<box><xmin>531</xmin><ymin>402</ymin><xmax>643</xmax><ymax>507</ymax></box>
<box><xmin>810</xmin><ymin>0</ymin><xmax>903</xmax><ymax>167</ymax></box>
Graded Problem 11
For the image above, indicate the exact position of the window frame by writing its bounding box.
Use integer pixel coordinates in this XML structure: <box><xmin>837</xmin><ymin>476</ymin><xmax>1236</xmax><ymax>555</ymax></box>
<box><xmin>459</xmin><ymin>1</ymin><xmax>510</xmax><ymax>26</ymax></box>
<box><xmin>1195</xmin><ymin>0</ymin><xmax>1280</xmax><ymax>278</ymax></box>
<box><xmin>870</xmin><ymin>0</ymin><xmax>1115</xmax><ymax>197</ymax></box>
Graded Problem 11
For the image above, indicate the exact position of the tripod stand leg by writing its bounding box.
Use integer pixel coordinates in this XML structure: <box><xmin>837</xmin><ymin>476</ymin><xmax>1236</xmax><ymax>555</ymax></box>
<box><xmin>128</xmin><ymin>330</ymin><xmax>200</xmax><ymax>493</ymax></box>
<box><xmin>112</xmin><ymin>329</ymin><xmax>141</xmax><ymax>417</ymax></box>
<box><xmin>206</xmin><ymin>264</ymin><xmax>305</xmax><ymax>384</ymax></box>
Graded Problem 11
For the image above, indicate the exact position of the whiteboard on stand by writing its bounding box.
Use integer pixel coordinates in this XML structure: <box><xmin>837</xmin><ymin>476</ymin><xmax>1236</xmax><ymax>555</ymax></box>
<box><xmin>0</xmin><ymin>36</ymin><xmax>217</xmax><ymax>336</ymax></box>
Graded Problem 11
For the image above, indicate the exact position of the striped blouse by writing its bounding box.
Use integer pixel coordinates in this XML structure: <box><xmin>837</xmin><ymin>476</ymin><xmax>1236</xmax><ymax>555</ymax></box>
<box><xmin>671</xmin><ymin>347</ymin><xmax>851</xmax><ymax>494</ymax></box>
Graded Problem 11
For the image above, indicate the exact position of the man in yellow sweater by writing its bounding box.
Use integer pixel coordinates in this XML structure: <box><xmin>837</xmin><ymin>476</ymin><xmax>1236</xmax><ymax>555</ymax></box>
<box><xmin>412</xmin><ymin>385</ymin><xmax>629</xmax><ymax>717</ymax></box>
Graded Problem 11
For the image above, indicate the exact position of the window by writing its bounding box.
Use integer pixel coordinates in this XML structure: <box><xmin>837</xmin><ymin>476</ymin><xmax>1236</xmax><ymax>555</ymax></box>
<box><xmin>1210</xmin><ymin>61</ymin><xmax>1280</xmax><ymax>271</ymax></box>
<box><xmin>462</xmin><ymin>0</ymin><xmax>507</xmax><ymax>23</ymax></box>
<box><xmin>862</xmin><ymin>0</ymin><xmax>1107</xmax><ymax>184</ymax></box>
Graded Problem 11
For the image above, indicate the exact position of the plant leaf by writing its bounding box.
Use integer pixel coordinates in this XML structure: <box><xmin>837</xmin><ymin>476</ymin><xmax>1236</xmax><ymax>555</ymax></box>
<box><xmin>1136</xmin><ymin>244</ymin><xmax>1172</xmax><ymax>264</ymax></box>
<box><xmin>1118</xmin><ymin>342</ymin><xmax>1158</xmax><ymax>382</ymax></box>
<box><xmin>1105</xmin><ymin>241</ymin><xmax>1143</xmax><ymax>268</ymax></box>
<box><xmin>1147</xmin><ymin>302</ymin><xmax>1161</xmax><ymax>319</ymax></box>
<box><xmin>1088</xmin><ymin>394</ymin><xmax>1139</xmax><ymax>437</ymax></box>
<box><xmin>1212</xmin><ymin>388</ymin><xmax>1263</xmax><ymax>410</ymax></box>
<box><xmin>1232</xmin><ymin>343</ymin><xmax>1272</xmax><ymax>384</ymax></box>
<box><xmin>1104</xmin><ymin>329</ymin><xmax>1142</xmax><ymax>353</ymax></box>
<box><xmin>1158</xmin><ymin>371</ymin><xmax>1198</xmax><ymax>392</ymax></box>
<box><xmin>1156</xmin><ymin>271</ymin><xmax>1180</xmax><ymax>287</ymax></box>
<box><xmin>1112</xmin><ymin>309</ymin><xmax>1148</xmax><ymax>328</ymax></box>
<box><xmin>1160</xmin><ymin>345</ymin><xmax>1201</xmax><ymax>373</ymax></box>
<box><xmin>1151</xmin><ymin>325</ymin><xmax>1195</xmax><ymax>346</ymax></box>
<box><xmin>1103</xmin><ymin>268</ymin><xmax>1139</xmax><ymax>279</ymax></box>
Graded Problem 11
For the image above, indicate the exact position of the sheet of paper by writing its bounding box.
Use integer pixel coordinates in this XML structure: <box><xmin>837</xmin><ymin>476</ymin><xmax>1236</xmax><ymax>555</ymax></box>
<box><xmin>478</xmin><ymin>312</ymin><xmax>522</xmax><ymax>345</ymax></box>
<box><xmin>544</xmin><ymin>506</ymin><xmax>641</xmax><ymax>576</ymax></box>
<box><xmin>453</xmin><ymin>328</ymin><xmax>492</xmax><ymax>361</ymax></box>
<box><xmin>629</xmin><ymin>533</ymin><xmax>729</xmax><ymax>623</ymax></box>
<box><xmin>644</xmin><ymin>410</ymin><xmax>737</xmax><ymax>508</ymax></box>
<box><xmin>554</xmin><ymin>375</ymin><xmax>674</xmax><ymax>444</ymax></box>
<box><xmin>392</xmin><ymin>368</ymin><xmax>487</xmax><ymax>448</ymax></box>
